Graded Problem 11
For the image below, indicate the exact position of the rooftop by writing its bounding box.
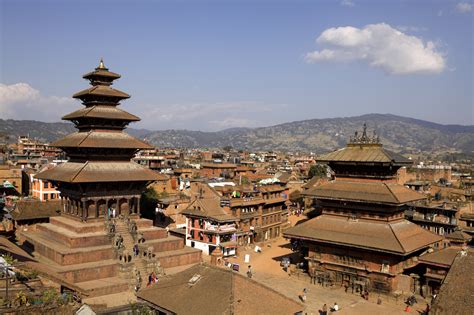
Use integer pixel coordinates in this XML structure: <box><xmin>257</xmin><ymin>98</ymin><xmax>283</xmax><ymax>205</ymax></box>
<box><xmin>431</xmin><ymin>249</ymin><xmax>474</xmax><ymax>314</ymax></box>
<box><xmin>137</xmin><ymin>264</ymin><xmax>303</xmax><ymax>315</ymax></box>
<box><xmin>317</xmin><ymin>124</ymin><xmax>411</xmax><ymax>166</ymax></box>
<box><xmin>181</xmin><ymin>197</ymin><xmax>236</xmax><ymax>222</ymax></box>
<box><xmin>419</xmin><ymin>247</ymin><xmax>460</xmax><ymax>267</ymax></box>
<box><xmin>11</xmin><ymin>199</ymin><xmax>61</xmax><ymax>221</ymax></box>
<box><xmin>51</xmin><ymin>131</ymin><xmax>152</xmax><ymax>150</ymax></box>
<box><xmin>37</xmin><ymin>161</ymin><xmax>160</xmax><ymax>183</ymax></box>
<box><xmin>303</xmin><ymin>180</ymin><xmax>426</xmax><ymax>205</ymax></box>
<box><xmin>284</xmin><ymin>214</ymin><xmax>442</xmax><ymax>255</ymax></box>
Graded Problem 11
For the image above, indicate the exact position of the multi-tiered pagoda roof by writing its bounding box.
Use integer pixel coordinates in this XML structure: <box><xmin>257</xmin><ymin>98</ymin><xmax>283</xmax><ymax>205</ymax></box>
<box><xmin>37</xmin><ymin>60</ymin><xmax>160</xmax><ymax>221</ymax></box>
<box><xmin>285</xmin><ymin>125</ymin><xmax>442</xmax><ymax>256</ymax></box>
<box><xmin>39</xmin><ymin>60</ymin><xmax>157</xmax><ymax>184</ymax></box>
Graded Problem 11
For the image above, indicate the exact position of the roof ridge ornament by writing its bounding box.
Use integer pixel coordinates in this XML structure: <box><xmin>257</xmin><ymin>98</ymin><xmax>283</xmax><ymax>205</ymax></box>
<box><xmin>97</xmin><ymin>58</ymin><xmax>108</xmax><ymax>70</ymax></box>
<box><xmin>349</xmin><ymin>123</ymin><xmax>380</xmax><ymax>145</ymax></box>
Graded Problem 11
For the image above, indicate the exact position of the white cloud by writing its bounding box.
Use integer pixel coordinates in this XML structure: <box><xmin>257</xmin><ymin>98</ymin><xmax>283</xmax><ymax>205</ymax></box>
<box><xmin>437</xmin><ymin>10</ymin><xmax>443</xmax><ymax>17</ymax></box>
<box><xmin>397</xmin><ymin>25</ymin><xmax>428</xmax><ymax>32</ymax></box>
<box><xmin>456</xmin><ymin>2</ymin><xmax>472</xmax><ymax>13</ymax></box>
<box><xmin>0</xmin><ymin>83</ymin><xmax>75</xmax><ymax>121</ymax></box>
<box><xmin>340</xmin><ymin>0</ymin><xmax>355</xmax><ymax>7</ymax></box>
<box><xmin>305</xmin><ymin>23</ymin><xmax>446</xmax><ymax>75</ymax></box>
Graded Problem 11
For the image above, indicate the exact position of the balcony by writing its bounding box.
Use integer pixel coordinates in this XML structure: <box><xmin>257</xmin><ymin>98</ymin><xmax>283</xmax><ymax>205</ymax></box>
<box><xmin>203</xmin><ymin>223</ymin><xmax>237</xmax><ymax>233</ymax></box>
<box><xmin>230</xmin><ymin>197</ymin><xmax>264</xmax><ymax>207</ymax></box>
<box><xmin>411</xmin><ymin>213</ymin><xmax>457</xmax><ymax>226</ymax></box>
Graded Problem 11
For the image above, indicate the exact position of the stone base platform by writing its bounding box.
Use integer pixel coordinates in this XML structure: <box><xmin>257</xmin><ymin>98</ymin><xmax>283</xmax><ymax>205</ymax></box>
<box><xmin>19</xmin><ymin>215</ymin><xmax>202</xmax><ymax>297</ymax></box>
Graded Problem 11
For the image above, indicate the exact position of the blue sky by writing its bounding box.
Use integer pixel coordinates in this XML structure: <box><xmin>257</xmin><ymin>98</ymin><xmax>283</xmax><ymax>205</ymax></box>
<box><xmin>1</xmin><ymin>0</ymin><xmax>473</xmax><ymax>130</ymax></box>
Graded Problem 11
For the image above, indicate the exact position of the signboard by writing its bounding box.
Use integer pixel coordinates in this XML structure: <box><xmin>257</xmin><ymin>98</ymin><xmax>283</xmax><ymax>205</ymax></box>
<box><xmin>232</xmin><ymin>263</ymin><xmax>240</xmax><ymax>272</ymax></box>
<box><xmin>244</xmin><ymin>254</ymin><xmax>250</xmax><ymax>263</ymax></box>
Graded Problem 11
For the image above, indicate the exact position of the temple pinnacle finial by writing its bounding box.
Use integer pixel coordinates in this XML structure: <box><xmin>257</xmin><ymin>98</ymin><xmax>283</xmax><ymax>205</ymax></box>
<box><xmin>98</xmin><ymin>58</ymin><xmax>106</xmax><ymax>69</ymax></box>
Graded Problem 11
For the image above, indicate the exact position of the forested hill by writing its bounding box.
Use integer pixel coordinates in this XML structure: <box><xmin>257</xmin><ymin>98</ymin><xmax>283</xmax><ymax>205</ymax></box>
<box><xmin>1</xmin><ymin>114</ymin><xmax>473</xmax><ymax>154</ymax></box>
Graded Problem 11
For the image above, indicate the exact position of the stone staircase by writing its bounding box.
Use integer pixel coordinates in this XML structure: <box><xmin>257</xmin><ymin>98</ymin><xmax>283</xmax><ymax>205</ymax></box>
<box><xmin>113</xmin><ymin>219</ymin><xmax>149</xmax><ymax>286</ymax></box>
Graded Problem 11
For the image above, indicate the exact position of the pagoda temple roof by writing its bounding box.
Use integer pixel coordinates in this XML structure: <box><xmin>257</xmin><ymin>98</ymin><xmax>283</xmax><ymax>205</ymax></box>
<box><xmin>182</xmin><ymin>197</ymin><xmax>236</xmax><ymax>222</ymax></box>
<box><xmin>83</xmin><ymin>68</ymin><xmax>121</xmax><ymax>80</ymax></box>
<box><xmin>284</xmin><ymin>215</ymin><xmax>442</xmax><ymax>255</ymax></box>
<box><xmin>303</xmin><ymin>180</ymin><xmax>426</xmax><ymax>205</ymax></box>
<box><xmin>62</xmin><ymin>105</ymin><xmax>140</xmax><ymax>121</ymax></box>
<box><xmin>73</xmin><ymin>85</ymin><xmax>130</xmax><ymax>99</ymax></box>
<box><xmin>36</xmin><ymin>161</ymin><xmax>159</xmax><ymax>183</ymax></box>
<box><xmin>317</xmin><ymin>145</ymin><xmax>411</xmax><ymax>165</ymax></box>
<box><xmin>51</xmin><ymin>131</ymin><xmax>152</xmax><ymax>149</ymax></box>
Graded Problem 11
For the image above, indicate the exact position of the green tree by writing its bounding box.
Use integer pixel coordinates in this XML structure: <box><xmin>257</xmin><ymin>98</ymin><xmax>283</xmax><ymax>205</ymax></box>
<box><xmin>140</xmin><ymin>187</ymin><xmax>160</xmax><ymax>220</ymax></box>
<box><xmin>308</xmin><ymin>164</ymin><xmax>327</xmax><ymax>179</ymax></box>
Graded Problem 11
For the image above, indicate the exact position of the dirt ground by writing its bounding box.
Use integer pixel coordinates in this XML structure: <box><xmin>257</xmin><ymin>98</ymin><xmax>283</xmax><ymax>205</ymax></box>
<box><xmin>206</xmin><ymin>214</ymin><xmax>430</xmax><ymax>315</ymax></box>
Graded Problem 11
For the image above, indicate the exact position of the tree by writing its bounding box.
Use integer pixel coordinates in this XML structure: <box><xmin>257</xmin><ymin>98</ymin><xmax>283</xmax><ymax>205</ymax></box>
<box><xmin>308</xmin><ymin>164</ymin><xmax>327</xmax><ymax>179</ymax></box>
<box><xmin>140</xmin><ymin>187</ymin><xmax>160</xmax><ymax>220</ymax></box>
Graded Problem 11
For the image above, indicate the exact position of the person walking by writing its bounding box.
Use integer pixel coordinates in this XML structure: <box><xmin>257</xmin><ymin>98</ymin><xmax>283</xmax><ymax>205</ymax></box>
<box><xmin>301</xmin><ymin>288</ymin><xmax>307</xmax><ymax>303</ymax></box>
<box><xmin>247</xmin><ymin>265</ymin><xmax>253</xmax><ymax>279</ymax></box>
<box><xmin>322</xmin><ymin>303</ymin><xmax>328</xmax><ymax>315</ymax></box>
<box><xmin>133</xmin><ymin>244</ymin><xmax>139</xmax><ymax>257</ymax></box>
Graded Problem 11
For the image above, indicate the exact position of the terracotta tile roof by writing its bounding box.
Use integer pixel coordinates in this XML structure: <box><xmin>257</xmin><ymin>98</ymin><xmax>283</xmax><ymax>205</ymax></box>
<box><xmin>36</xmin><ymin>161</ymin><xmax>160</xmax><ymax>183</ymax></box>
<box><xmin>431</xmin><ymin>249</ymin><xmax>474</xmax><ymax>314</ymax></box>
<box><xmin>181</xmin><ymin>198</ymin><xmax>235</xmax><ymax>222</ymax></box>
<box><xmin>72</xmin><ymin>85</ymin><xmax>130</xmax><ymax>99</ymax></box>
<box><xmin>137</xmin><ymin>264</ymin><xmax>303</xmax><ymax>315</ymax></box>
<box><xmin>62</xmin><ymin>106</ymin><xmax>140</xmax><ymax>121</ymax></box>
<box><xmin>302</xmin><ymin>177</ymin><xmax>324</xmax><ymax>190</ymax></box>
<box><xmin>419</xmin><ymin>247</ymin><xmax>460</xmax><ymax>267</ymax></box>
<box><xmin>259</xmin><ymin>185</ymin><xmax>285</xmax><ymax>193</ymax></box>
<box><xmin>51</xmin><ymin>131</ymin><xmax>152</xmax><ymax>149</ymax></box>
<box><xmin>445</xmin><ymin>229</ymin><xmax>472</xmax><ymax>242</ymax></box>
<box><xmin>201</xmin><ymin>162</ymin><xmax>237</xmax><ymax>169</ymax></box>
<box><xmin>304</xmin><ymin>181</ymin><xmax>426</xmax><ymax>204</ymax></box>
<box><xmin>284</xmin><ymin>215</ymin><xmax>442</xmax><ymax>255</ymax></box>
<box><xmin>318</xmin><ymin>144</ymin><xmax>411</xmax><ymax>165</ymax></box>
<box><xmin>11</xmin><ymin>200</ymin><xmax>61</xmax><ymax>221</ymax></box>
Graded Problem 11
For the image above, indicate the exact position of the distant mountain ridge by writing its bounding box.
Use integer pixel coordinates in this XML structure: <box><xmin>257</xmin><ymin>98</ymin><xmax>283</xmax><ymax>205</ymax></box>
<box><xmin>1</xmin><ymin>114</ymin><xmax>473</xmax><ymax>154</ymax></box>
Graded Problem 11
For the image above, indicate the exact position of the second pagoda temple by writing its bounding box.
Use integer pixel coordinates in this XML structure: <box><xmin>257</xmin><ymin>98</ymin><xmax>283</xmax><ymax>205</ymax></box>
<box><xmin>38</xmin><ymin>60</ymin><xmax>159</xmax><ymax>220</ymax></box>
<box><xmin>284</xmin><ymin>125</ymin><xmax>443</xmax><ymax>293</ymax></box>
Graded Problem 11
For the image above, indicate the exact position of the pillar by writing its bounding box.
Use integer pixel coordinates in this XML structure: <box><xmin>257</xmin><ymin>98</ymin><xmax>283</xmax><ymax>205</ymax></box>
<box><xmin>137</xmin><ymin>197</ymin><xmax>141</xmax><ymax>216</ymax></box>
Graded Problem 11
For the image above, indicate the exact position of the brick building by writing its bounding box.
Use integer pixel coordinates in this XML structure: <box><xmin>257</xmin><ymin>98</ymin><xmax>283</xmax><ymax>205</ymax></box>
<box><xmin>182</xmin><ymin>197</ymin><xmax>238</xmax><ymax>256</ymax></box>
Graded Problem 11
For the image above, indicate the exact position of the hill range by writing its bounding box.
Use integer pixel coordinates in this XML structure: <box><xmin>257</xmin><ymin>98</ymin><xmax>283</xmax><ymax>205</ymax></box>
<box><xmin>1</xmin><ymin>114</ymin><xmax>473</xmax><ymax>155</ymax></box>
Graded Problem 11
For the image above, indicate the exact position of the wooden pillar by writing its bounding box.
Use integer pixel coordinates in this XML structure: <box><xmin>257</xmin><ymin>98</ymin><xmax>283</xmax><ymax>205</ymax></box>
<box><xmin>81</xmin><ymin>200</ymin><xmax>86</xmax><ymax>221</ymax></box>
<box><xmin>137</xmin><ymin>197</ymin><xmax>141</xmax><ymax>216</ymax></box>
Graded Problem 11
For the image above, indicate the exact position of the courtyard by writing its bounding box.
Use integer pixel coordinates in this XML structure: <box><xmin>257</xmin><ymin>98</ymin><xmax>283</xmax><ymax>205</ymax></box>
<box><xmin>208</xmin><ymin>214</ymin><xmax>430</xmax><ymax>315</ymax></box>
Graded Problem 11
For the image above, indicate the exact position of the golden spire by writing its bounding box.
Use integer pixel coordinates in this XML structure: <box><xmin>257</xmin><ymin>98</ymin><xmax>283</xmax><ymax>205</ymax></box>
<box><xmin>98</xmin><ymin>58</ymin><xmax>106</xmax><ymax>69</ymax></box>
